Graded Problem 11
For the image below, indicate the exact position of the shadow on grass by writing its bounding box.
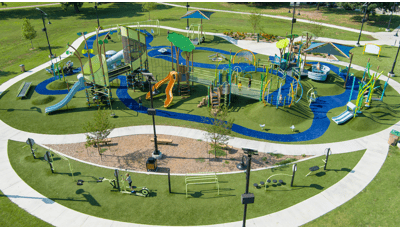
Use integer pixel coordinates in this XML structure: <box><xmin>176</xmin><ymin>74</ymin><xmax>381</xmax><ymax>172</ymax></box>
<box><xmin>0</xmin><ymin>194</ymin><xmax>86</xmax><ymax>205</ymax></box>
<box><xmin>0</xmin><ymin>70</ymin><xmax>17</xmax><ymax>77</ymax></box>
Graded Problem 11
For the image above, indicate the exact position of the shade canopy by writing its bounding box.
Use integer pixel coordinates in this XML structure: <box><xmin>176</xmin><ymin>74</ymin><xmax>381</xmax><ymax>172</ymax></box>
<box><xmin>167</xmin><ymin>32</ymin><xmax>195</xmax><ymax>52</ymax></box>
<box><xmin>181</xmin><ymin>10</ymin><xmax>215</xmax><ymax>20</ymax></box>
<box><xmin>303</xmin><ymin>42</ymin><xmax>354</xmax><ymax>59</ymax></box>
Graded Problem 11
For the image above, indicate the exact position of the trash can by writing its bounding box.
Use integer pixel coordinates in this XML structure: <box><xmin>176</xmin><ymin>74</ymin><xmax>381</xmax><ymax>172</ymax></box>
<box><xmin>19</xmin><ymin>64</ymin><xmax>25</xmax><ymax>72</ymax></box>
<box><xmin>389</xmin><ymin>129</ymin><xmax>400</xmax><ymax>146</ymax></box>
<box><xmin>257</xmin><ymin>33</ymin><xmax>259</xmax><ymax>43</ymax></box>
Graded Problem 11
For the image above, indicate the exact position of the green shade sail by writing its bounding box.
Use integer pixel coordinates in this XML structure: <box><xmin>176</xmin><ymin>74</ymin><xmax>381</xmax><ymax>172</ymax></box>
<box><xmin>167</xmin><ymin>32</ymin><xmax>195</xmax><ymax>52</ymax></box>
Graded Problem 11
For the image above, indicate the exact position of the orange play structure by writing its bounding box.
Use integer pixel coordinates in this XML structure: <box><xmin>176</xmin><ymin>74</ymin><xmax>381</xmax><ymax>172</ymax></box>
<box><xmin>146</xmin><ymin>71</ymin><xmax>178</xmax><ymax>108</ymax></box>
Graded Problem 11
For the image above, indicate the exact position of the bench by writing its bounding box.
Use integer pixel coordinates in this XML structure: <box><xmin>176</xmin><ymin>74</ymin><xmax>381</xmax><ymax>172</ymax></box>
<box><xmin>16</xmin><ymin>82</ymin><xmax>32</xmax><ymax>98</ymax></box>
<box><xmin>97</xmin><ymin>138</ymin><xmax>111</xmax><ymax>145</ymax></box>
<box><xmin>185</xmin><ymin>172</ymin><xmax>219</xmax><ymax>198</ymax></box>
<box><xmin>150</xmin><ymin>138</ymin><xmax>173</xmax><ymax>145</ymax></box>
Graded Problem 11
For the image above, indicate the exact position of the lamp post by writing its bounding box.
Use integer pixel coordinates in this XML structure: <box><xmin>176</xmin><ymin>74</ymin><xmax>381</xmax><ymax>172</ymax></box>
<box><xmin>387</xmin><ymin>3</ymin><xmax>396</xmax><ymax>32</ymax></box>
<box><xmin>37</xmin><ymin>7</ymin><xmax>56</xmax><ymax>79</ymax></box>
<box><xmin>36</xmin><ymin>8</ymin><xmax>53</xmax><ymax>58</ymax></box>
<box><xmin>356</xmin><ymin>3</ymin><xmax>369</xmax><ymax>47</ymax></box>
<box><xmin>94</xmin><ymin>2</ymin><xmax>100</xmax><ymax>29</ymax></box>
<box><xmin>241</xmin><ymin>148</ymin><xmax>258</xmax><ymax>227</ymax></box>
<box><xmin>186</xmin><ymin>2</ymin><xmax>190</xmax><ymax>30</ymax></box>
<box><xmin>388</xmin><ymin>42</ymin><xmax>400</xmax><ymax>77</ymax></box>
<box><xmin>142</xmin><ymin>72</ymin><xmax>162</xmax><ymax>159</ymax></box>
<box><xmin>290</xmin><ymin>2</ymin><xmax>297</xmax><ymax>36</ymax></box>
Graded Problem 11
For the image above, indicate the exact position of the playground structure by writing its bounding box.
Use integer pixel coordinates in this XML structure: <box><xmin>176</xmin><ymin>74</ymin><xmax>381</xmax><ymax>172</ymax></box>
<box><xmin>232</xmin><ymin>49</ymin><xmax>256</xmax><ymax>66</ymax></box>
<box><xmin>308</xmin><ymin>63</ymin><xmax>330</xmax><ymax>81</ymax></box>
<box><xmin>45</xmin><ymin>26</ymin><xmax>149</xmax><ymax>114</ymax></box>
<box><xmin>185</xmin><ymin>172</ymin><xmax>219</xmax><ymax>198</ymax></box>
<box><xmin>332</xmin><ymin>61</ymin><xmax>384</xmax><ymax>124</ymax></box>
<box><xmin>181</xmin><ymin>10</ymin><xmax>215</xmax><ymax>45</ymax></box>
<box><xmin>146</xmin><ymin>71</ymin><xmax>178</xmax><ymax>108</ymax></box>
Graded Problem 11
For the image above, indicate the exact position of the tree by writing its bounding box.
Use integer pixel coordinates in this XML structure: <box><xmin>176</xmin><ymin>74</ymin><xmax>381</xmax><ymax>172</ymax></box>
<box><xmin>248</xmin><ymin>11</ymin><xmax>263</xmax><ymax>34</ymax></box>
<box><xmin>142</xmin><ymin>2</ymin><xmax>157</xmax><ymax>20</ymax></box>
<box><xmin>22</xmin><ymin>18</ymin><xmax>37</xmax><ymax>50</ymax></box>
<box><xmin>83</xmin><ymin>108</ymin><xmax>115</xmax><ymax>156</ymax></box>
<box><xmin>377</xmin><ymin>2</ymin><xmax>398</xmax><ymax>13</ymax></box>
<box><xmin>203</xmin><ymin>106</ymin><xmax>234</xmax><ymax>159</ymax></box>
<box><xmin>61</xmin><ymin>2</ymin><xmax>84</xmax><ymax>13</ymax></box>
<box><xmin>337</xmin><ymin>3</ymin><xmax>377</xmax><ymax>21</ymax></box>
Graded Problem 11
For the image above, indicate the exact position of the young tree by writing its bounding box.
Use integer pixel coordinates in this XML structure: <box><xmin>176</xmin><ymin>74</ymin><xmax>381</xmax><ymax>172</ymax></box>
<box><xmin>203</xmin><ymin>106</ymin><xmax>234</xmax><ymax>159</ymax></box>
<box><xmin>22</xmin><ymin>18</ymin><xmax>37</xmax><ymax>50</ymax></box>
<box><xmin>61</xmin><ymin>2</ymin><xmax>84</xmax><ymax>13</ymax></box>
<box><xmin>83</xmin><ymin>108</ymin><xmax>115</xmax><ymax>156</ymax></box>
<box><xmin>248</xmin><ymin>11</ymin><xmax>263</xmax><ymax>34</ymax></box>
<box><xmin>142</xmin><ymin>2</ymin><xmax>157</xmax><ymax>20</ymax></box>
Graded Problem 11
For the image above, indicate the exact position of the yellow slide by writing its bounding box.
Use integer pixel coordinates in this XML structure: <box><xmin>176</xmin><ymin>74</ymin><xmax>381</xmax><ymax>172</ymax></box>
<box><xmin>146</xmin><ymin>71</ymin><xmax>178</xmax><ymax>108</ymax></box>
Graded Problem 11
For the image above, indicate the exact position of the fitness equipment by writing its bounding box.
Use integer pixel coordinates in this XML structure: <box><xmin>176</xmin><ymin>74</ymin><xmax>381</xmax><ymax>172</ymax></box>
<box><xmin>25</xmin><ymin>138</ymin><xmax>36</xmax><ymax>159</ymax></box>
<box><xmin>264</xmin><ymin>170</ymin><xmax>294</xmax><ymax>190</ymax></box>
<box><xmin>44</xmin><ymin>151</ymin><xmax>54</xmax><ymax>173</ymax></box>
<box><xmin>305</xmin><ymin>148</ymin><xmax>332</xmax><ymax>177</ymax></box>
<box><xmin>99</xmin><ymin>170</ymin><xmax>151</xmax><ymax>197</ymax></box>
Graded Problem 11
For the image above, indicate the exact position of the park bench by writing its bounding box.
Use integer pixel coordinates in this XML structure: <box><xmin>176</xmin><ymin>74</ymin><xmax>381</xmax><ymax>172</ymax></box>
<box><xmin>219</xmin><ymin>144</ymin><xmax>233</xmax><ymax>150</ymax></box>
<box><xmin>97</xmin><ymin>138</ymin><xmax>112</xmax><ymax>146</ymax></box>
<box><xmin>16</xmin><ymin>82</ymin><xmax>32</xmax><ymax>98</ymax></box>
<box><xmin>150</xmin><ymin>138</ymin><xmax>173</xmax><ymax>145</ymax></box>
<box><xmin>185</xmin><ymin>172</ymin><xmax>219</xmax><ymax>198</ymax></box>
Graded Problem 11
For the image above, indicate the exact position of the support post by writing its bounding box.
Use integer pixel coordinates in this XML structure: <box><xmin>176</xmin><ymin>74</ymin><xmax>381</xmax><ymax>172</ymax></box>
<box><xmin>344</xmin><ymin>52</ymin><xmax>353</xmax><ymax>88</ymax></box>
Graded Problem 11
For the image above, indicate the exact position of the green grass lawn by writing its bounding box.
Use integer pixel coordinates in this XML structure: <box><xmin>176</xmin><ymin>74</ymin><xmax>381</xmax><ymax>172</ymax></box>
<box><xmin>336</xmin><ymin>45</ymin><xmax>400</xmax><ymax>84</ymax></box>
<box><xmin>8</xmin><ymin>139</ymin><xmax>365</xmax><ymax>226</ymax></box>
<box><xmin>304</xmin><ymin>146</ymin><xmax>400</xmax><ymax>227</ymax></box>
<box><xmin>171</xmin><ymin>2</ymin><xmax>399</xmax><ymax>33</ymax></box>
<box><xmin>0</xmin><ymin>2</ymin><xmax>374</xmax><ymax>86</ymax></box>
<box><xmin>0</xmin><ymin>190</ymin><xmax>53</xmax><ymax>227</ymax></box>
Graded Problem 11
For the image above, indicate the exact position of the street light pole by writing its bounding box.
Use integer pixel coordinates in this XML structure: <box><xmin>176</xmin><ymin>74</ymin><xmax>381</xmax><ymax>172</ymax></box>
<box><xmin>389</xmin><ymin>43</ymin><xmax>400</xmax><ymax>76</ymax></box>
<box><xmin>242</xmin><ymin>148</ymin><xmax>258</xmax><ymax>227</ymax></box>
<box><xmin>37</xmin><ymin>8</ymin><xmax>53</xmax><ymax>58</ymax></box>
<box><xmin>186</xmin><ymin>2</ymin><xmax>190</xmax><ymax>30</ymax></box>
<box><xmin>356</xmin><ymin>3</ymin><xmax>369</xmax><ymax>47</ymax></box>
<box><xmin>143</xmin><ymin>72</ymin><xmax>161</xmax><ymax>159</ymax></box>
<box><xmin>290</xmin><ymin>3</ymin><xmax>296</xmax><ymax>36</ymax></box>
<box><xmin>94</xmin><ymin>2</ymin><xmax>100</xmax><ymax>28</ymax></box>
<box><xmin>387</xmin><ymin>3</ymin><xmax>396</xmax><ymax>32</ymax></box>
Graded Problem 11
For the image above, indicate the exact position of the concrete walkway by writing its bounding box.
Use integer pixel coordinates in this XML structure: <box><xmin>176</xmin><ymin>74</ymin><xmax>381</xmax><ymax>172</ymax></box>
<box><xmin>0</xmin><ymin>22</ymin><xmax>399</xmax><ymax>227</ymax></box>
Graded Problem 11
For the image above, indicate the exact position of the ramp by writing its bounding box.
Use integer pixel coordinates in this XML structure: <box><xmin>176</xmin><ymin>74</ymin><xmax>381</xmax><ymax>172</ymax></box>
<box><xmin>332</xmin><ymin>110</ymin><xmax>353</xmax><ymax>125</ymax></box>
<box><xmin>45</xmin><ymin>75</ymin><xmax>85</xmax><ymax>114</ymax></box>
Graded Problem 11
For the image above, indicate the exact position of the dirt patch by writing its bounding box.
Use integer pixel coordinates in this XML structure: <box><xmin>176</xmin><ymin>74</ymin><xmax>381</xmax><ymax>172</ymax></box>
<box><xmin>46</xmin><ymin>134</ymin><xmax>310</xmax><ymax>174</ymax></box>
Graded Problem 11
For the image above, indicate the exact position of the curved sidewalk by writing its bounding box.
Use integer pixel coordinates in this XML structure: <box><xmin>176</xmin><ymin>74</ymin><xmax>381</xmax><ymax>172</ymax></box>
<box><xmin>0</xmin><ymin>25</ymin><xmax>398</xmax><ymax>227</ymax></box>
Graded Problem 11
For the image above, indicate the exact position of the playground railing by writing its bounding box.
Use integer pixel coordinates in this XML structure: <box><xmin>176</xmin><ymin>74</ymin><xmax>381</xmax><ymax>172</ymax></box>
<box><xmin>230</xmin><ymin>84</ymin><xmax>260</xmax><ymax>100</ymax></box>
<box><xmin>185</xmin><ymin>172</ymin><xmax>220</xmax><ymax>198</ymax></box>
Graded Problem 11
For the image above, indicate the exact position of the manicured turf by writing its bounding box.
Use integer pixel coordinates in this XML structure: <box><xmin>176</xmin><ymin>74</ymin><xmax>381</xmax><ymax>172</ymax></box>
<box><xmin>170</xmin><ymin>2</ymin><xmax>399</xmax><ymax>33</ymax></box>
<box><xmin>0</xmin><ymin>190</ymin><xmax>53</xmax><ymax>227</ymax></box>
<box><xmin>9</xmin><ymin>140</ymin><xmax>365</xmax><ymax>226</ymax></box>
<box><xmin>304</xmin><ymin>146</ymin><xmax>399</xmax><ymax>227</ymax></box>
<box><xmin>0</xmin><ymin>3</ymin><xmax>375</xmax><ymax>86</ymax></box>
<box><xmin>336</xmin><ymin>45</ymin><xmax>400</xmax><ymax>86</ymax></box>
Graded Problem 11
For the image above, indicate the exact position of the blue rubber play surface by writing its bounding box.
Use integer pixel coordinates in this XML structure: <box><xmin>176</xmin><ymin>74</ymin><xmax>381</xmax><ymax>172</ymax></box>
<box><xmin>34</xmin><ymin>29</ymin><xmax>361</xmax><ymax>142</ymax></box>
